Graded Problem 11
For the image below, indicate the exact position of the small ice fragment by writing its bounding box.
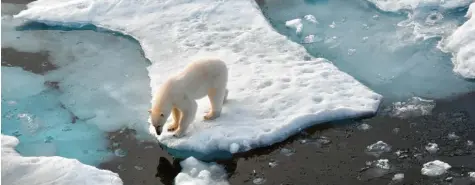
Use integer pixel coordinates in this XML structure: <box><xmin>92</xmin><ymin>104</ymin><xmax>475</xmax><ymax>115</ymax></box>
<box><xmin>392</xmin><ymin>128</ymin><xmax>400</xmax><ymax>134</ymax></box>
<box><xmin>445</xmin><ymin>177</ymin><xmax>453</xmax><ymax>182</ymax></box>
<box><xmin>421</xmin><ymin>160</ymin><xmax>451</xmax><ymax>177</ymax></box>
<box><xmin>230</xmin><ymin>143</ymin><xmax>239</xmax><ymax>153</ymax></box>
<box><xmin>253</xmin><ymin>177</ymin><xmax>266</xmax><ymax>184</ymax></box>
<box><xmin>467</xmin><ymin>140</ymin><xmax>474</xmax><ymax>146</ymax></box>
<box><xmin>317</xmin><ymin>136</ymin><xmax>331</xmax><ymax>145</ymax></box>
<box><xmin>387</xmin><ymin>97</ymin><xmax>435</xmax><ymax>119</ymax></box>
<box><xmin>134</xmin><ymin>165</ymin><xmax>143</xmax><ymax>171</ymax></box>
<box><xmin>285</xmin><ymin>18</ymin><xmax>303</xmax><ymax>34</ymax></box>
<box><xmin>362</xmin><ymin>36</ymin><xmax>369</xmax><ymax>42</ymax></box>
<box><xmin>375</xmin><ymin>159</ymin><xmax>390</xmax><ymax>170</ymax></box>
<box><xmin>303</xmin><ymin>14</ymin><xmax>318</xmax><ymax>24</ymax></box>
<box><xmin>357</xmin><ymin>123</ymin><xmax>372</xmax><ymax>131</ymax></box>
<box><xmin>303</xmin><ymin>35</ymin><xmax>319</xmax><ymax>44</ymax></box>
<box><xmin>447</xmin><ymin>132</ymin><xmax>460</xmax><ymax>140</ymax></box>
<box><xmin>329</xmin><ymin>21</ymin><xmax>336</xmax><ymax>28</ymax></box>
<box><xmin>144</xmin><ymin>145</ymin><xmax>154</xmax><ymax>149</ymax></box>
<box><xmin>366</xmin><ymin>141</ymin><xmax>391</xmax><ymax>157</ymax></box>
<box><xmin>114</xmin><ymin>148</ymin><xmax>127</xmax><ymax>157</ymax></box>
<box><xmin>373</xmin><ymin>14</ymin><xmax>379</xmax><ymax>19</ymax></box>
<box><xmin>7</xmin><ymin>100</ymin><xmax>17</xmax><ymax>105</ymax></box>
<box><xmin>362</xmin><ymin>24</ymin><xmax>369</xmax><ymax>30</ymax></box>
<box><xmin>395</xmin><ymin>150</ymin><xmax>409</xmax><ymax>159</ymax></box>
<box><xmin>348</xmin><ymin>49</ymin><xmax>356</xmax><ymax>56</ymax></box>
<box><xmin>268</xmin><ymin>160</ymin><xmax>278</xmax><ymax>168</ymax></box>
<box><xmin>425</xmin><ymin>143</ymin><xmax>439</xmax><ymax>154</ymax></box>
<box><xmin>112</xmin><ymin>142</ymin><xmax>119</xmax><ymax>148</ymax></box>
<box><xmin>468</xmin><ymin>172</ymin><xmax>475</xmax><ymax>179</ymax></box>
<box><xmin>392</xmin><ymin>173</ymin><xmax>404</xmax><ymax>181</ymax></box>
<box><xmin>280</xmin><ymin>148</ymin><xmax>295</xmax><ymax>156</ymax></box>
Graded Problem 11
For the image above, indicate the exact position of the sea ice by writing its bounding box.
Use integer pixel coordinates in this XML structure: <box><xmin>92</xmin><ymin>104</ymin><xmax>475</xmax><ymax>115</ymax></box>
<box><xmin>14</xmin><ymin>0</ymin><xmax>381</xmax><ymax>157</ymax></box>
<box><xmin>1</xmin><ymin>134</ymin><xmax>123</xmax><ymax>185</ymax></box>
<box><xmin>438</xmin><ymin>3</ymin><xmax>475</xmax><ymax>79</ymax></box>
<box><xmin>1</xmin><ymin>66</ymin><xmax>46</xmax><ymax>99</ymax></box>
<box><xmin>285</xmin><ymin>18</ymin><xmax>303</xmax><ymax>34</ymax></box>
<box><xmin>175</xmin><ymin>157</ymin><xmax>229</xmax><ymax>185</ymax></box>
<box><xmin>421</xmin><ymin>160</ymin><xmax>451</xmax><ymax>177</ymax></box>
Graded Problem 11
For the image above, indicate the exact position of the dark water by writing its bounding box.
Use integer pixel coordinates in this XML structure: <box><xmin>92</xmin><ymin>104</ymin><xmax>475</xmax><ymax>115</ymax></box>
<box><xmin>98</xmin><ymin>91</ymin><xmax>475</xmax><ymax>185</ymax></box>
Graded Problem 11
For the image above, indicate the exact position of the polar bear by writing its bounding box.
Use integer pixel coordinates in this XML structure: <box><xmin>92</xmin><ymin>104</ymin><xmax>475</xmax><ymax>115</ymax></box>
<box><xmin>149</xmin><ymin>58</ymin><xmax>229</xmax><ymax>137</ymax></box>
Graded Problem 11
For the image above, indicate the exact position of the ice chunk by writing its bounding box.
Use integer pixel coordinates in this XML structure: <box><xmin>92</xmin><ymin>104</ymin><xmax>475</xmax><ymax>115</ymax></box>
<box><xmin>357</xmin><ymin>123</ymin><xmax>372</xmax><ymax>131</ymax></box>
<box><xmin>374</xmin><ymin>159</ymin><xmax>391</xmax><ymax>169</ymax></box>
<box><xmin>1</xmin><ymin>66</ymin><xmax>46</xmax><ymax>99</ymax></box>
<box><xmin>421</xmin><ymin>160</ymin><xmax>451</xmax><ymax>177</ymax></box>
<box><xmin>366</xmin><ymin>141</ymin><xmax>392</xmax><ymax>157</ymax></box>
<box><xmin>469</xmin><ymin>172</ymin><xmax>475</xmax><ymax>179</ymax></box>
<box><xmin>1</xmin><ymin>134</ymin><xmax>122</xmax><ymax>185</ymax></box>
<box><xmin>438</xmin><ymin>3</ymin><xmax>475</xmax><ymax>79</ymax></box>
<box><xmin>304</xmin><ymin>14</ymin><xmax>318</xmax><ymax>24</ymax></box>
<box><xmin>425</xmin><ymin>143</ymin><xmax>439</xmax><ymax>154</ymax></box>
<box><xmin>14</xmin><ymin>0</ymin><xmax>382</xmax><ymax>156</ymax></box>
<box><xmin>385</xmin><ymin>97</ymin><xmax>435</xmax><ymax>119</ymax></box>
<box><xmin>285</xmin><ymin>18</ymin><xmax>303</xmax><ymax>34</ymax></box>
<box><xmin>392</xmin><ymin>173</ymin><xmax>404</xmax><ymax>181</ymax></box>
<box><xmin>365</xmin><ymin>0</ymin><xmax>472</xmax><ymax>12</ymax></box>
<box><xmin>175</xmin><ymin>157</ymin><xmax>229</xmax><ymax>185</ymax></box>
<box><xmin>447</xmin><ymin>132</ymin><xmax>460</xmax><ymax>140</ymax></box>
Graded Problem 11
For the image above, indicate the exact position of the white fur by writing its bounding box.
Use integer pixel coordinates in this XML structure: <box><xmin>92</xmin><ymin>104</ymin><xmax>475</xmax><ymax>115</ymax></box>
<box><xmin>150</xmin><ymin>58</ymin><xmax>228</xmax><ymax>137</ymax></box>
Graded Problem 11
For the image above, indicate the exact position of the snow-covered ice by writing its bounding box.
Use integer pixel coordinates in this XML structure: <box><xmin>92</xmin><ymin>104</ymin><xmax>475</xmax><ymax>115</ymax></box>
<box><xmin>366</xmin><ymin>0</ymin><xmax>472</xmax><ymax>13</ymax></box>
<box><xmin>421</xmin><ymin>160</ymin><xmax>452</xmax><ymax>177</ymax></box>
<box><xmin>1</xmin><ymin>134</ymin><xmax>123</xmax><ymax>185</ymax></box>
<box><xmin>285</xmin><ymin>18</ymin><xmax>303</xmax><ymax>34</ymax></box>
<box><xmin>175</xmin><ymin>157</ymin><xmax>229</xmax><ymax>185</ymax></box>
<box><xmin>14</xmin><ymin>0</ymin><xmax>382</xmax><ymax>156</ymax></box>
<box><xmin>439</xmin><ymin>3</ymin><xmax>475</xmax><ymax>79</ymax></box>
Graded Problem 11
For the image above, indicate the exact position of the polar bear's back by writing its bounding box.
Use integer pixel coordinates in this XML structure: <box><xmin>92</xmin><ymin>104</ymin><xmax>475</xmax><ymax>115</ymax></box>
<box><xmin>174</xmin><ymin>58</ymin><xmax>228</xmax><ymax>99</ymax></box>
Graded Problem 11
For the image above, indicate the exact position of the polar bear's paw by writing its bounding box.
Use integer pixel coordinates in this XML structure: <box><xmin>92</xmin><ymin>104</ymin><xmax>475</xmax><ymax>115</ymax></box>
<box><xmin>167</xmin><ymin>122</ymin><xmax>179</xmax><ymax>132</ymax></box>
<box><xmin>204</xmin><ymin>111</ymin><xmax>221</xmax><ymax>120</ymax></box>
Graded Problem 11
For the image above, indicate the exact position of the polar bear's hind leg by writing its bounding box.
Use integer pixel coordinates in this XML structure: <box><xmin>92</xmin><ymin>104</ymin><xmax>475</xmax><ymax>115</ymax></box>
<box><xmin>204</xmin><ymin>87</ymin><xmax>227</xmax><ymax>120</ymax></box>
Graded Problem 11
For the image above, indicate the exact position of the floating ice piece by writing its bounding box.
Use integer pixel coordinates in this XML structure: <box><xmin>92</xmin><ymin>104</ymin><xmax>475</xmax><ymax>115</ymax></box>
<box><xmin>285</xmin><ymin>18</ymin><xmax>303</xmax><ymax>34</ymax></box>
<box><xmin>1</xmin><ymin>134</ymin><xmax>122</xmax><ymax>185</ymax></box>
<box><xmin>303</xmin><ymin>14</ymin><xmax>318</xmax><ymax>24</ymax></box>
<box><xmin>469</xmin><ymin>172</ymin><xmax>475</xmax><ymax>179</ymax></box>
<box><xmin>280</xmin><ymin>148</ymin><xmax>296</xmax><ymax>156</ymax></box>
<box><xmin>421</xmin><ymin>160</ymin><xmax>451</xmax><ymax>177</ymax></box>
<box><xmin>357</xmin><ymin>123</ymin><xmax>372</xmax><ymax>131</ymax></box>
<box><xmin>375</xmin><ymin>159</ymin><xmax>390</xmax><ymax>170</ymax></box>
<box><xmin>175</xmin><ymin>157</ymin><xmax>229</xmax><ymax>185</ymax></box>
<box><xmin>392</xmin><ymin>173</ymin><xmax>404</xmax><ymax>181</ymax></box>
<box><xmin>386</xmin><ymin>97</ymin><xmax>435</xmax><ymax>119</ymax></box>
<box><xmin>438</xmin><ymin>3</ymin><xmax>475</xmax><ymax>79</ymax></box>
<box><xmin>425</xmin><ymin>143</ymin><xmax>439</xmax><ymax>154</ymax></box>
<box><xmin>303</xmin><ymin>34</ymin><xmax>319</xmax><ymax>44</ymax></box>
<box><xmin>467</xmin><ymin>140</ymin><xmax>474</xmax><ymax>146</ymax></box>
<box><xmin>253</xmin><ymin>177</ymin><xmax>266</xmax><ymax>185</ymax></box>
<box><xmin>15</xmin><ymin>0</ymin><xmax>382</xmax><ymax>158</ymax></box>
<box><xmin>366</xmin><ymin>141</ymin><xmax>392</xmax><ymax>157</ymax></box>
<box><xmin>447</xmin><ymin>132</ymin><xmax>460</xmax><ymax>140</ymax></box>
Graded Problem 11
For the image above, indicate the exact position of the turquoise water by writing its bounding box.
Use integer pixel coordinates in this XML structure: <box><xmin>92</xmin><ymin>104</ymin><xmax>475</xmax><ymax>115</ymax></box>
<box><xmin>259</xmin><ymin>0</ymin><xmax>475</xmax><ymax>102</ymax></box>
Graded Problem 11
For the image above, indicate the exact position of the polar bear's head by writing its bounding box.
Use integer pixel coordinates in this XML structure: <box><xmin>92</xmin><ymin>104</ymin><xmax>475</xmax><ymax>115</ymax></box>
<box><xmin>149</xmin><ymin>100</ymin><xmax>173</xmax><ymax>135</ymax></box>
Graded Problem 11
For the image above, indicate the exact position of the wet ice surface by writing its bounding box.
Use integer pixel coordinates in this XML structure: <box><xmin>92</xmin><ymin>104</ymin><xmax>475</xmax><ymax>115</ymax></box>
<box><xmin>261</xmin><ymin>0</ymin><xmax>475</xmax><ymax>101</ymax></box>
<box><xmin>382</xmin><ymin>97</ymin><xmax>436</xmax><ymax>119</ymax></box>
<box><xmin>421</xmin><ymin>160</ymin><xmax>452</xmax><ymax>177</ymax></box>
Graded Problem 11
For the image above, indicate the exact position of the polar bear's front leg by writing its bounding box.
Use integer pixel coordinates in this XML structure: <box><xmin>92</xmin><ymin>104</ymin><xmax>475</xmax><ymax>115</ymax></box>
<box><xmin>167</xmin><ymin>107</ymin><xmax>181</xmax><ymax>132</ymax></box>
<box><xmin>173</xmin><ymin>96</ymin><xmax>197</xmax><ymax>137</ymax></box>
